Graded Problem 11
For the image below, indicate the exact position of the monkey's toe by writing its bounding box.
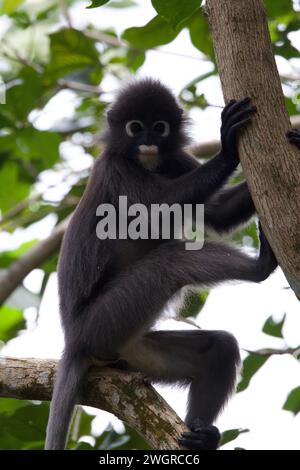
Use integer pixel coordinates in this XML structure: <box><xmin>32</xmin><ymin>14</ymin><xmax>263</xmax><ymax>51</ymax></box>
<box><xmin>179</xmin><ymin>421</ymin><xmax>220</xmax><ymax>450</ymax></box>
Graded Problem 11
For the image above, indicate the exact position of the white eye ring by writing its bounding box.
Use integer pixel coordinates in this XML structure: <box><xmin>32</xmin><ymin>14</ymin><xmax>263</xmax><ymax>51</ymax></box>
<box><xmin>152</xmin><ymin>120</ymin><xmax>170</xmax><ymax>137</ymax></box>
<box><xmin>125</xmin><ymin>120</ymin><xmax>144</xmax><ymax>137</ymax></box>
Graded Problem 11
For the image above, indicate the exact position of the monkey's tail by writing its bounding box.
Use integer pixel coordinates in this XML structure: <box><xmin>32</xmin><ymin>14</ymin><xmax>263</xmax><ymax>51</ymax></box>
<box><xmin>45</xmin><ymin>351</ymin><xmax>90</xmax><ymax>450</ymax></box>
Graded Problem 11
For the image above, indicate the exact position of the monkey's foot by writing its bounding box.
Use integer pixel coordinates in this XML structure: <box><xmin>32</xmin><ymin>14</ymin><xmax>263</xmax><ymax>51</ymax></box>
<box><xmin>179</xmin><ymin>419</ymin><xmax>220</xmax><ymax>451</ymax></box>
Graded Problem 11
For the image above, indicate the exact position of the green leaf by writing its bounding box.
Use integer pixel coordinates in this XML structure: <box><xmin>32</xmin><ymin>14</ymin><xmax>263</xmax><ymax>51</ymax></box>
<box><xmin>2</xmin><ymin>67</ymin><xmax>43</xmax><ymax>123</ymax></box>
<box><xmin>220</xmin><ymin>428</ymin><xmax>249</xmax><ymax>446</ymax></box>
<box><xmin>187</xmin><ymin>8</ymin><xmax>215</xmax><ymax>59</ymax></box>
<box><xmin>237</xmin><ymin>353</ymin><xmax>269</xmax><ymax>393</ymax></box>
<box><xmin>46</xmin><ymin>29</ymin><xmax>101</xmax><ymax>82</ymax></box>
<box><xmin>0</xmin><ymin>0</ymin><xmax>24</xmax><ymax>14</ymax></box>
<box><xmin>179</xmin><ymin>290</ymin><xmax>209</xmax><ymax>318</ymax></box>
<box><xmin>123</xmin><ymin>16</ymin><xmax>178</xmax><ymax>49</ymax></box>
<box><xmin>0</xmin><ymin>402</ymin><xmax>49</xmax><ymax>446</ymax></box>
<box><xmin>0</xmin><ymin>306</ymin><xmax>25</xmax><ymax>342</ymax></box>
<box><xmin>10</xmin><ymin>11</ymin><xmax>31</xmax><ymax>28</ymax></box>
<box><xmin>151</xmin><ymin>0</ymin><xmax>201</xmax><ymax>29</ymax></box>
<box><xmin>74</xmin><ymin>408</ymin><xmax>94</xmax><ymax>439</ymax></box>
<box><xmin>285</xmin><ymin>96</ymin><xmax>298</xmax><ymax>117</ymax></box>
<box><xmin>87</xmin><ymin>0</ymin><xmax>111</xmax><ymax>7</ymax></box>
<box><xmin>263</xmin><ymin>314</ymin><xmax>286</xmax><ymax>338</ymax></box>
<box><xmin>264</xmin><ymin>0</ymin><xmax>293</xmax><ymax>18</ymax></box>
<box><xmin>283</xmin><ymin>387</ymin><xmax>300</xmax><ymax>415</ymax></box>
<box><xmin>0</xmin><ymin>161</ymin><xmax>30</xmax><ymax>213</ymax></box>
<box><xmin>0</xmin><ymin>398</ymin><xmax>29</xmax><ymax>416</ymax></box>
<box><xmin>15</xmin><ymin>128</ymin><xmax>61</xmax><ymax>169</ymax></box>
<box><xmin>126</xmin><ymin>49</ymin><xmax>146</xmax><ymax>72</ymax></box>
<box><xmin>94</xmin><ymin>425</ymin><xmax>150</xmax><ymax>450</ymax></box>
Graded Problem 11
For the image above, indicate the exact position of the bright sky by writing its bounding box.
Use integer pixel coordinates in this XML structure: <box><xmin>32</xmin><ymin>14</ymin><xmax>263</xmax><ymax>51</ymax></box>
<box><xmin>1</xmin><ymin>0</ymin><xmax>300</xmax><ymax>450</ymax></box>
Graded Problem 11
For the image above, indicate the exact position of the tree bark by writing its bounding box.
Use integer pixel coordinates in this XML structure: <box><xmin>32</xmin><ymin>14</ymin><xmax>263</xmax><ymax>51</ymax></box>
<box><xmin>205</xmin><ymin>0</ymin><xmax>300</xmax><ymax>298</ymax></box>
<box><xmin>0</xmin><ymin>357</ymin><xmax>187</xmax><ymax>450</ymax></box>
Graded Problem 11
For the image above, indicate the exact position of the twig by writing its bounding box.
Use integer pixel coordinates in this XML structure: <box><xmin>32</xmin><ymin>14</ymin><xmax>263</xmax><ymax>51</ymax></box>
<box><xmin>57</xmin><ymin>78</ymin><xmax>102</xmax><ymax>94</ymax></box>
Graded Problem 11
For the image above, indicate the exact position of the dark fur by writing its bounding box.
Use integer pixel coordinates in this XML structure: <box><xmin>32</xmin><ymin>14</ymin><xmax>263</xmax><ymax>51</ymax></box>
<box><xmin>45</xmin><ymin>79</ymin><xmax>278</xmax><ymax>450</ymax></box>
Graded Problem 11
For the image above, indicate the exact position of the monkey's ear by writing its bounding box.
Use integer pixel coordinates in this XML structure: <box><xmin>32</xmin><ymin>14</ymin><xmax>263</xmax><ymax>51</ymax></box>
<box><xmin>107</xmin><ymin>109</ymin><xmax>120</xmax><ymax>126</ymax></box>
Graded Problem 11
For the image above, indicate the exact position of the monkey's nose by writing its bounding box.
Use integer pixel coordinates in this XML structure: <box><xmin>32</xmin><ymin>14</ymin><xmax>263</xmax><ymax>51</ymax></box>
<box><xmin>138</xmin><ymin>145</ymin><xmax>159</xmax><ymax>155</ymax></box>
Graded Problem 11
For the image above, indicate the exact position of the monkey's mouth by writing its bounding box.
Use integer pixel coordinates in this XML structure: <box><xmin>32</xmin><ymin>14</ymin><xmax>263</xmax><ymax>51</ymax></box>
<box><xmin>138</xmin><ymin>145</ymin><xmax>159</xmax><ymax>155</ymax></box>
<box><xmin>138</xmin><ymin>145</ymin><xmax>160</xmax><ymax>171</ymax></box>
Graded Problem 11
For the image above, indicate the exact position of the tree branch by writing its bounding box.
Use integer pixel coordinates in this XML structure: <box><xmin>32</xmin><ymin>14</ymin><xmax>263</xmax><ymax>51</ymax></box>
<box><xmin>206</xmin><ymin>0</ymin><xmax>300</xmax><ymax>298</ymax></box>
<box><xmin>0</xmin><ymin>357</ymin><xmax>186</xmax><ymax>450</ymax></box>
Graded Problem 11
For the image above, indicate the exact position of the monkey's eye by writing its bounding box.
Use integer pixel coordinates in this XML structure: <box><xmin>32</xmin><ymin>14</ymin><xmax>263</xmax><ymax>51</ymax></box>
<box><xmin>152</xmin><ymin>121</ymin><xmax>170</xmax><ymax>137</ymax></box>
<box><xmin>126</xmin><ymin>120</ymin><xmax>144</xmax><ymax>137</ymax></box>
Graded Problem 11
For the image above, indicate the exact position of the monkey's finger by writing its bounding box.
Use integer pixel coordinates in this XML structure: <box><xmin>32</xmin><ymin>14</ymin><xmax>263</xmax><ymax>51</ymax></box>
<box><xmin>179</xmin><ymin>430</ymin><xmax>219</xmax><ymax>450</ymax></box>
<box><xmin>221</xmin><ymin>106</ymin><xmax>257</xmax><ymax>133</ymax></box>
<box><xmin>222</xmin><ymin>107</ymin><xmax>256</xmax><ymax>137</ymax></box>
<box><xmin>178</xmin><ymin>436</ymin><xmax>206</xmax><ymax>450</ymax></box>
<box><xmin>225</xmin><ymin>118</ymin><xmax>252</xmax><ymax>145</ymax></box>
<box><xmin>287</xmin><ymin>136</ymin><xmax>300</xmax><ymax>149</ymax></box>
<box><xmin>221</xmin><ymin>99</ymin><xmax>237</xmax><ymax>119</ymax></box>
<box><xmin>182</xmin><ymin>427</ymin><xmax>219</xmax><ymax>438</ymax></box>
<box><xmin>286</xmin><ymin>129</ymin><xmax>300</xmax><ymax>136</ymax></box>
<box><xmin>222</xmin><ymin>97</ymin><xmax>252</xmax><ymax>121</ymax></box>
<box><xmin>287</xmin><ymin>135</ymin><xmax>300</xmax><ymax>142</ymax></box>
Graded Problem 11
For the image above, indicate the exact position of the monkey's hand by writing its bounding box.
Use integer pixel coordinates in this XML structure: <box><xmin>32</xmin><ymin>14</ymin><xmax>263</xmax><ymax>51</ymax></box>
<box><xmin>179</xmin><ymin>419</ymin><xmax>221</xmax><ymax>451</ymax></box>
<box><xmin>287</xmin><ymin>128</ymin><xmax>300</xmax><ymax>150</ymax></box>
<box><xmin>220</xmin><ymin>97</ymin><xmax>257</xmax><ymax>167</ymax></box>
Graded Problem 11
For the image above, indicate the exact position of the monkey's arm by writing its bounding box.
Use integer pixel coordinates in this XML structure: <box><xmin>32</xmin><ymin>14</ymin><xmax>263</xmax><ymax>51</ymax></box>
<box><xmin>204</xmin><ymin>129</ymin><xmax>300</xmax><ymax>233</ymax></box>
<box><xmin>205</xmin><ymin>181</ymin><xmax>255</xmax><ymax>233</ymax></box>
<box><xmin>163</xmin><ymin>98</ymin><xmax>256</xmax><ymax>205</ymax></box>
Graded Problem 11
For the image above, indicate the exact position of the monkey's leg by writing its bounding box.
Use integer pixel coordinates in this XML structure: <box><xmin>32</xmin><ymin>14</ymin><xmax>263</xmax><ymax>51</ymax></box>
<box><xmin>119</xmin><ymin>329</ymin><xmax>240</xmax><ymax>450</ymax></box>
<box><xmin>78</xmin><ymin>234</ymin><xmax>276</xmax><ymax>359</ymax></box>
<box><xmin>205</xmin><ymin>181</ymin><xmax>256</xmax><ymax>233</ymax></box>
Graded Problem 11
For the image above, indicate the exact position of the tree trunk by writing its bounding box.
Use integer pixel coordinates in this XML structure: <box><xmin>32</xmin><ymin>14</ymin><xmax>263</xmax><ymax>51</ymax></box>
<box><xmin>205</xmin><ymin>0</ymin><xmax>300</xmax><ymax>298</ymax></box>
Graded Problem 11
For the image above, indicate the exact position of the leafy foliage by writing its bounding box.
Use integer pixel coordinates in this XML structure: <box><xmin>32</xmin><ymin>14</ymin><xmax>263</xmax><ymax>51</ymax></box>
<box><xmin>123</xmin><ymin>16</ymin><xmax>178</xmax><ymax>48</ymax></box>
<box><xmin>0</xmin><ymin>306</ymin><xmax>24</xmax><ymax>342</ymax></box>
<box><xmin>151</xmin><ymin>0</ymin><xmax>201</xmax><ymax>29</ymax></box>
<box><xmin>263</xmin><ymin>314</ymin><xmax>286</xmax><ymax>338</ymax></box>
<box><xmin>283</xmin><ymin>387</ymin><xmax>300</xmax><ymax>415</ymax></box>
<box><xmin>237</xmin><ymin>354</ymin><xmax>269</xmax><ymax>393</ymax></box>
<box><xmin>220</xmin><ymin>428</ymin><xmax>249</xmax><ymax>447</ymax></box>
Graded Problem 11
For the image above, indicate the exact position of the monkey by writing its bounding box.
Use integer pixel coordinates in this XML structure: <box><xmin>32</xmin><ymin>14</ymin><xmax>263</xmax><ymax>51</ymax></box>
<box><xmin>45</xmin><ymin>78</ymin><xmax>300</xmax><ymax>451</ymax></box>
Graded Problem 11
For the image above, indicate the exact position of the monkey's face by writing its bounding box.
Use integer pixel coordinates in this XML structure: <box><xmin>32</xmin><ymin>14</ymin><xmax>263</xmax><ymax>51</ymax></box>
<box><xmin>108</xmin><ymin>113</ymin><xmax>183</xmax><ymax>159</ymax></box>
<box><xmin>106</xmin><ymin>79</ymin><xmax>188</xmax><ymax>162</ymax></box>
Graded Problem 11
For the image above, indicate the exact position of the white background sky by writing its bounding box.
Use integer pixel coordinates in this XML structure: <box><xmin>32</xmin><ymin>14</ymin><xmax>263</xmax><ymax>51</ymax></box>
<box><xmin>1</xmin><ymin>0</ymin><xmax>300</xmax><ymax>450</ymax></box>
